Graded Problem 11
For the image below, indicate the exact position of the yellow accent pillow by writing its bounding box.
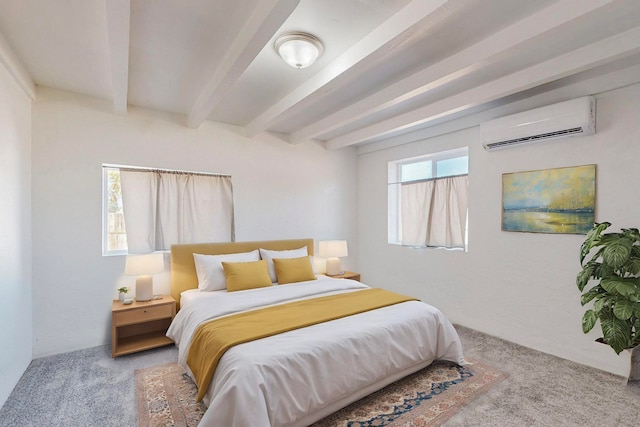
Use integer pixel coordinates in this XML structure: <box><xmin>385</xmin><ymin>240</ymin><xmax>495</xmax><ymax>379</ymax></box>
<box><xmin>273</xmin><ymin>256</ymin><xmax>317</xmax><ymax>285</ymax></box>
<box><xmin>222</xmin><ymin>260</ymin><xmax>273</xmax><ymax>292</ymax></box>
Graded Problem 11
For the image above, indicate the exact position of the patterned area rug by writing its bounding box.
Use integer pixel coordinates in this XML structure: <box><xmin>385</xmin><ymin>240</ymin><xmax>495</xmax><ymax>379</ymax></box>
<box><xmin>136</xmin><ymin>359</ymin><xmax>507</xmax><ymax>426</ymax></box>
<box><xmin>136</xmin><ymin>363</ymin><xmax>206</xmax><ymax>427</ymax></box>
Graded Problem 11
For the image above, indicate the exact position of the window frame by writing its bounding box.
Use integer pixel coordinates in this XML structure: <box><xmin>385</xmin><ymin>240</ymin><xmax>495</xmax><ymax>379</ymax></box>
<box><xmin>102</xmin><ymin>163</ymin><xmax>234</xmax><ymax>256</ymax></box>
<box><xmin>387</xmin><ymin>147</ymin><xmax>469</xmax><ymax>248</ymax></box>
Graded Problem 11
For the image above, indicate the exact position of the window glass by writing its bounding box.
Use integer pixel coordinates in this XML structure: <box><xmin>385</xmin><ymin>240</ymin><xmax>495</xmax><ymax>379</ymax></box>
<box><xmin>401</xmin><ymin>161</ymin><xmax>432</xmax><ymax>182</ymax></box>
<box><xmin>103</xmin><ymin>167</ymin><xmax>128</xmax><ymax>255</ymax></box>
<box><xmin>436</xmin><ymin>156</ymin><xmax>468</xmax><ymax>177</ymax></box>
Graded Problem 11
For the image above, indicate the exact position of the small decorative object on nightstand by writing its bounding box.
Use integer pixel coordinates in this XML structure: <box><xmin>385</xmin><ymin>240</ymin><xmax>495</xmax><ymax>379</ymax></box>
<box><xmin>325</xmin><ymin>271</ymin><xmax>360</xmax><ymax>282</ymax></box>
<box><xmin>111</xmin><ymin>295</ymin><xmax>176</xmax><ymax>357</ymax></box>
<box><xmin>117</xmin><ymin>287</ymin><xmax>128</xmax><ymax>302</ymax></box>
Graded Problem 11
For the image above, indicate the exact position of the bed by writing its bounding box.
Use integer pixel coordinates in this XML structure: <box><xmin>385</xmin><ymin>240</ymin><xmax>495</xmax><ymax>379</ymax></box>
<box><xmin>166</xmin><ymin>239</ymin><xmax>465</xmax><ymax>427</ymax></box>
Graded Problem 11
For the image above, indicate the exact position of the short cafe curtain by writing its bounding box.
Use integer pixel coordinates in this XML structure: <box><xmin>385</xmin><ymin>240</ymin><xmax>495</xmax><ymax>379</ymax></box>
<box><xmin>400</xmin><ymin>174</ymin><xmax>468</xmax><ymax>249</ymax></box>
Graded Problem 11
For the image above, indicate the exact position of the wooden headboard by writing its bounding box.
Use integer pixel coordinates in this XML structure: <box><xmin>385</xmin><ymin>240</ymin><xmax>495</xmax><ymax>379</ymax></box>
<box><xmin>170</xmin><ymin>239</ymin><xmax>314</xmax><ymax>308</ymax></box>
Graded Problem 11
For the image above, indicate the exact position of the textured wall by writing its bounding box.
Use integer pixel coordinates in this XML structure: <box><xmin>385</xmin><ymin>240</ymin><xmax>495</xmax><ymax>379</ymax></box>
<box><xmin>357</xmin><ymin>83</ymin><xmax>640</xmax><ymax>377</ymax></box>
<box><xmin>31</xmin><ymin>88</ymin><xmax>357</xmax><ymax>357</ymax></box>
<box><xmin>0</xmin><ymin>64</ymin><xmax>32</xmax><ymax>406</ymax></box>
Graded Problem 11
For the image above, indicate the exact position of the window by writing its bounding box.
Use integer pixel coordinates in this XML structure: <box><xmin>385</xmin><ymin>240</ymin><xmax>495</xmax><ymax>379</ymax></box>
<box><xmin>388</xmin><ymin>147</ymin><xmax>469</xmax><ymax>250</ymax></box>
<box><xmin>102</xmin><ymin>165</ymin><xmax>234</xmax><ymax>256</ymax></box>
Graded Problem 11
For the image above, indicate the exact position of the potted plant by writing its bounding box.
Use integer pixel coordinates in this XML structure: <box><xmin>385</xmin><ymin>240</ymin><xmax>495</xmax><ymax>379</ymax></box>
<box><xmin>577</xmin><ymin>222</ymin><xmax>640</xmax><ymax>385</ymax></box>
<box><xmin>117</xmin><ymin>286</ymin><xmax>129</xmax><ymax>302</ymax></box>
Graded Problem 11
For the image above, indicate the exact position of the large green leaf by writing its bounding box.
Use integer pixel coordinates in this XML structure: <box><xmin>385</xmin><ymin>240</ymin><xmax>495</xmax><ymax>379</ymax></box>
<box><xmin>581</xmin><ymin>286</ymin><xmax>604</xmax><ymax>306</ymax></box>
<box><xmin>593</xmin><ymin>295</ymin><xmax>611</xmax><ymax>314</ymax></box>
<box><xmin>582</xmin><ymin>309</ymin><xmax>597</xmax><ymax>333</ymax></box>
<box><xmin>598</xmin><ymin>262</ymin><xmax>614</xmax><ymax>279</ymax></box>
<box><xmin>600</xmin><ymin>316</ymin><xmax>631</xmax><ymax>354</ymax></box>
<box><xmin>622</xmin><ymin>228</ymin><xmax>640</xmax><ymax>243</ymax></box>
<box><xmin>627</xmin><ymin>257</ymin><xmax>640</xmax><ymax>276</ymax></box>
<box><xmin>618</xmin><ymin>279</ymin><xmax>638</xmax><ymax>297</ymax></box>
<box><xmin>602</xmin><ymin>238</ymin><xmax>632</xmax><ymax>268</ymax></box>
<box><xmin>613</xmin><ymin>299</ymin><xmax>635</xmax><ymax>320</ymax></box>
<box><xmin>601</xmin><ymin>277</ymin><xmax>638</xmax><ymax>297</ymax></box>
<box><xmin>576</xmin><ymin>264</ymin><xmax>595</xmax><ymax>292</ymax></box>
<box><xmin>580</xmin><ymin>222</ymin><xmax>611</xmax><ymax>263</ymax></box>
<box><xmin>634</xmin><ymin>302</ymin><xmax>640</xmax><ymax>318</ymax></box>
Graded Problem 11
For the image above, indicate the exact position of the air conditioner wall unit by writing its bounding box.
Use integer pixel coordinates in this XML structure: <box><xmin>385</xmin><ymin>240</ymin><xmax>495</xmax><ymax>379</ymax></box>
<box><xmin>480</xmin><ymin>96</ymin><xmax>596</xmax><ymax>151</ymax></box>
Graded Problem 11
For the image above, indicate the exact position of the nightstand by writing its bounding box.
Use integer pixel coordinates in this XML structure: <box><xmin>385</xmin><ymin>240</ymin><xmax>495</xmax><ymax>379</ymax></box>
<box><xmin>325</xmin><ymin>271</ymin><xmax>361</xmax><ymax>281</ymax></box>
<box><xmin>111</xmin><ymin>295</ymin><xmax>176</xmax><ymax>357</ymax></box>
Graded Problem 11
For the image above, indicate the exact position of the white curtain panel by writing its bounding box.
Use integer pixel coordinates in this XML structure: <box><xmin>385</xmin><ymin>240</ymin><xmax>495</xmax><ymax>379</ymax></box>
<box><xmin>401</xmin><ymin>175</ymin><xmax>468</xmax><ymax>248</ymax></box>
<box><xmin>121</xmin><ymin>170</ymin><xmax>234</xmax><ymax>253</ymax></box>
<box><xmin>120</xmin><ymin>170</ymin><xmax>158</xmax><ymax>253</ymax></box>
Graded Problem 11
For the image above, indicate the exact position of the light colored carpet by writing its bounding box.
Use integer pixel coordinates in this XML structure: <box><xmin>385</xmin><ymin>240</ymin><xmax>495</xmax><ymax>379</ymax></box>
<box><xmin>135</xmin><ymin>358</ymin><xmax>507</xmax><ymax>426</ymax></box>
<box><xmin>0</xmin><ymin>345</ymin><xmax>177</xmax><ymax>427</ymax></box>
<box><xmin>448</xmin><ymin>326</ymin><xmax>640</xmax><ymax>426</ymax></box>
<box><xmin>1</xmin><ymin>326</ymin><xmax>639</xmax><ymax>426</ymax></box>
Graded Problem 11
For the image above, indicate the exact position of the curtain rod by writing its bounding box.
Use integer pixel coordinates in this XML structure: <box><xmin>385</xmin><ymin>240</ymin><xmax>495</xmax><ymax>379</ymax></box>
<box><xmin>103</xmin><ymin>163</ymin><xmax>231</xmax><ymax>178</ymax></box>
<box><xmin>392</xmin><ymin>173</ymin><xmax>468</xmax><ymax>186</ymax></box>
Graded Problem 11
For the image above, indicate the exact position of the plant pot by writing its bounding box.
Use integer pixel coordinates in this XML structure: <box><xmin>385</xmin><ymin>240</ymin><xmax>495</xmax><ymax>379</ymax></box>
<box><xmin>595</xmin><ymin>338</ymin><xmax>640</xmax><ymax>385</ymax></box>
<box><xmin>118</xmin><ymin>292</ymin><xmax>125</xmax><ymax>302</ymax></box>
<box><xmin>628</xmin><ymin>345</ymin><xmax>640</xmax><ymax>386</ymax></box>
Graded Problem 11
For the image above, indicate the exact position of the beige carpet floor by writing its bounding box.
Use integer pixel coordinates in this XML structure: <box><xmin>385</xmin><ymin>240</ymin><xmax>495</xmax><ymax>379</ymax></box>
<box><xmin>2</xmin><ymin>325</ymin><xmax>639</xmax><ymax>426</ymax></box>
<box><xmin>447</xmin><ymin>326</ymin><xmax>640</xmax><ymax>426</ymax></box>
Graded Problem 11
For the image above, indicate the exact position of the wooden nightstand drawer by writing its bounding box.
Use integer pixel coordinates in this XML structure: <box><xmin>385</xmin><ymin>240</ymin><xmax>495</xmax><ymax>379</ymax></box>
<box><xmin>114</xmin><ymin>303</ymin><xmax>173</xmax><ymax>326</ymax></box>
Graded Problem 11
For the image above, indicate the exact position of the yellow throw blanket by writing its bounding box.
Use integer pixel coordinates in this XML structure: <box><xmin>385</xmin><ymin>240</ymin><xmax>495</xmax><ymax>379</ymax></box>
<box><xmin>187</xmin><ymin>288</ymin><xmax>418</xmax><ymax>401</ymax></box>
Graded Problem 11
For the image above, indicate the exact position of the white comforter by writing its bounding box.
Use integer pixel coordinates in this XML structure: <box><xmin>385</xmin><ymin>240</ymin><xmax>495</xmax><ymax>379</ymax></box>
<box><xmin>167</xmin><ymin>276</ymin><xmax>464</xmax><ymax>427</ymax></box>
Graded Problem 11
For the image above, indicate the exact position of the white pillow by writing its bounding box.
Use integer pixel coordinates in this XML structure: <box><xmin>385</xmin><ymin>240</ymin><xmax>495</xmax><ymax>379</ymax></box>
<box><xmin>259</xmin><ymin>247</ymin><xmax>309</xmax><ymax>282</ymax></box>
<box><xmin>193</xmin><ymin>250</ymin><xmax>260</xmax><ymax>291</ymax></box>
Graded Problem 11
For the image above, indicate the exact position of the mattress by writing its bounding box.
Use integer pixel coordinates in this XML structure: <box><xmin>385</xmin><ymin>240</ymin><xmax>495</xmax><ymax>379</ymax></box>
<box><xmin>167</xmin><ymin>275</ymin><xmax>464</xmax><ymax>427</ymax></box>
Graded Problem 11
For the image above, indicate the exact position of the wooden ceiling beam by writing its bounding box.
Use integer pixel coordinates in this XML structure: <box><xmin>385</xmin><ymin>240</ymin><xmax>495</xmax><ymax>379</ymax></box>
<box><xmin>290</xmin><ymin>0</ymin><xmax>613</xmax><ymax>144</ymax></box>
<box><xmin>186</xmin><ymin>0</ymin><xmax>300</xmax><ymax>129</ymax></box>
<box><xmin>0</xmin><ymin>30</ymin><xmax>35</xmax><ymax>99</ymax></box>
<box><xmin>243</xmin><ymin>0</ymin><xmax>456</xmax><ymax>138</ymax></box>
<box><xmin>325</xmin><ymin>25</ymin><xmax>640</xmax><ymax>149</ymax></box>
<box><xmin>105</xmin><ymin>0</ymin><xmax>131</xmax><ymax>114</ymax></box>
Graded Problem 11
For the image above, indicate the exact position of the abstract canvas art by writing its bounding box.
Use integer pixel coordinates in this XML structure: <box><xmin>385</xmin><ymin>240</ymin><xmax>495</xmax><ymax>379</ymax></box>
<box><xmin>502</xmin><ymin>164</ymin><xmax>596</xmax><ymax>234</ymax></box>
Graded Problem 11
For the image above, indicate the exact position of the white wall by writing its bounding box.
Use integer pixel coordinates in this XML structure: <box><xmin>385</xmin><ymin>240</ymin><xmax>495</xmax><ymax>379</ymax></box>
<box><xmin>0</xmin><ymin>64</ymin><xmax>32</xmax><ymax>405</ymax></box>
<box><xmin>31</xmin><ymin>88</ymin><xmax>357</xmax><ymax>357</ymax></box>
<box><xmin>357</xmin><ymin>83</ymin><xmax>640</xmax><ymax>377</ymax></box>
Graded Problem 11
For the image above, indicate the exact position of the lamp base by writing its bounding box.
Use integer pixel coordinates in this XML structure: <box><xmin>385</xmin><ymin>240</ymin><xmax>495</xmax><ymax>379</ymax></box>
<box><xmin>135</xmin><ymin>275</ymin><xmax>153</xmax><ymax>302</ymax></box>
<box><xmin>325</xmin><ymin>257</ymin><xmax>343</xmax><ymax>276</ymax></box>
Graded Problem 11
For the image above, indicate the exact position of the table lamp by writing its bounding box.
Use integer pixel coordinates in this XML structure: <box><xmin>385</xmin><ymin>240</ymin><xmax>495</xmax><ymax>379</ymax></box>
<box><xmin>318</xmin><ymin>240</ymin><xmax>348</xmax><ymax>276</ymax></box>
<box><xmin>124</xmin><ymin>253</ymin><xmax>164</xmax><ymax>301</ymax></box>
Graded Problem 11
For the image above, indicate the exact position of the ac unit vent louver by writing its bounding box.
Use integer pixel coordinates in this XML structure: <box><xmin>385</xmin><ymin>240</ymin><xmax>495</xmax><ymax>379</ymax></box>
<box><xmin>481</xmin><ymin>97</ymin><xmax>595</xmax><ymax>151</ymax></box>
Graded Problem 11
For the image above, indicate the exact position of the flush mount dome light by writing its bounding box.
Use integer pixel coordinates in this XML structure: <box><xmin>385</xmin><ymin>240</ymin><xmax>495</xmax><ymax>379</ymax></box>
<box><xmin>275</xmin><ymin>32</ymin><xmax>323</xmax><ymax>69</ymax></box>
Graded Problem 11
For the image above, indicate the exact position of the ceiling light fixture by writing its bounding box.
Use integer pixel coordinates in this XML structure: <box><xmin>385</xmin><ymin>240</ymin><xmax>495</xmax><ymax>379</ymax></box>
<box><xmin>275</xmin><ymin>32</ymin><xmax>323</xmax><ymax>69</ymax></box>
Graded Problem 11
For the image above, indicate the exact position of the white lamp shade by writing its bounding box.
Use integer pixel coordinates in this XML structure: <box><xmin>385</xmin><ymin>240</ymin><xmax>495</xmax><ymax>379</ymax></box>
<box><xmin>319</xmin><ymin>240</ymin><xmax>348</xmax><ymax>276</ymax></box>
<box><xmin>124</xmin><ymin>253</ymin><xmax>164</xmax><ymax>276</ymax></box>
<box><xmin>125</xmin><ymin>253</ymin><xmax>164</xmax><ymax>302</ymax></box>
<box><xmin>275</xmin><ymin>32</ymin><xmax>323</xmax><ymax>69</ymax></box>
<box><xmin>318</xmin><ymin>240</ymin><xmax>348</xmax><ymax>258</ymax></box>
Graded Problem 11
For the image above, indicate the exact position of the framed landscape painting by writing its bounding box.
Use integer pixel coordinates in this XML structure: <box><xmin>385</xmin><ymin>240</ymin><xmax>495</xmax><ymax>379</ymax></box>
<box><xmin>502</xmin><ymin>164</ymin><xmax>596</xmax><ymax>234</ymax></box>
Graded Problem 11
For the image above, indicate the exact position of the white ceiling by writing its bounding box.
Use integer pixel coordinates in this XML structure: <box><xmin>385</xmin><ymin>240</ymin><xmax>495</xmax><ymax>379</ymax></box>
<box><xmin>1</xmin><ymin>0</ymin><xmax>640</xmax><ymax>149</ymax></box>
